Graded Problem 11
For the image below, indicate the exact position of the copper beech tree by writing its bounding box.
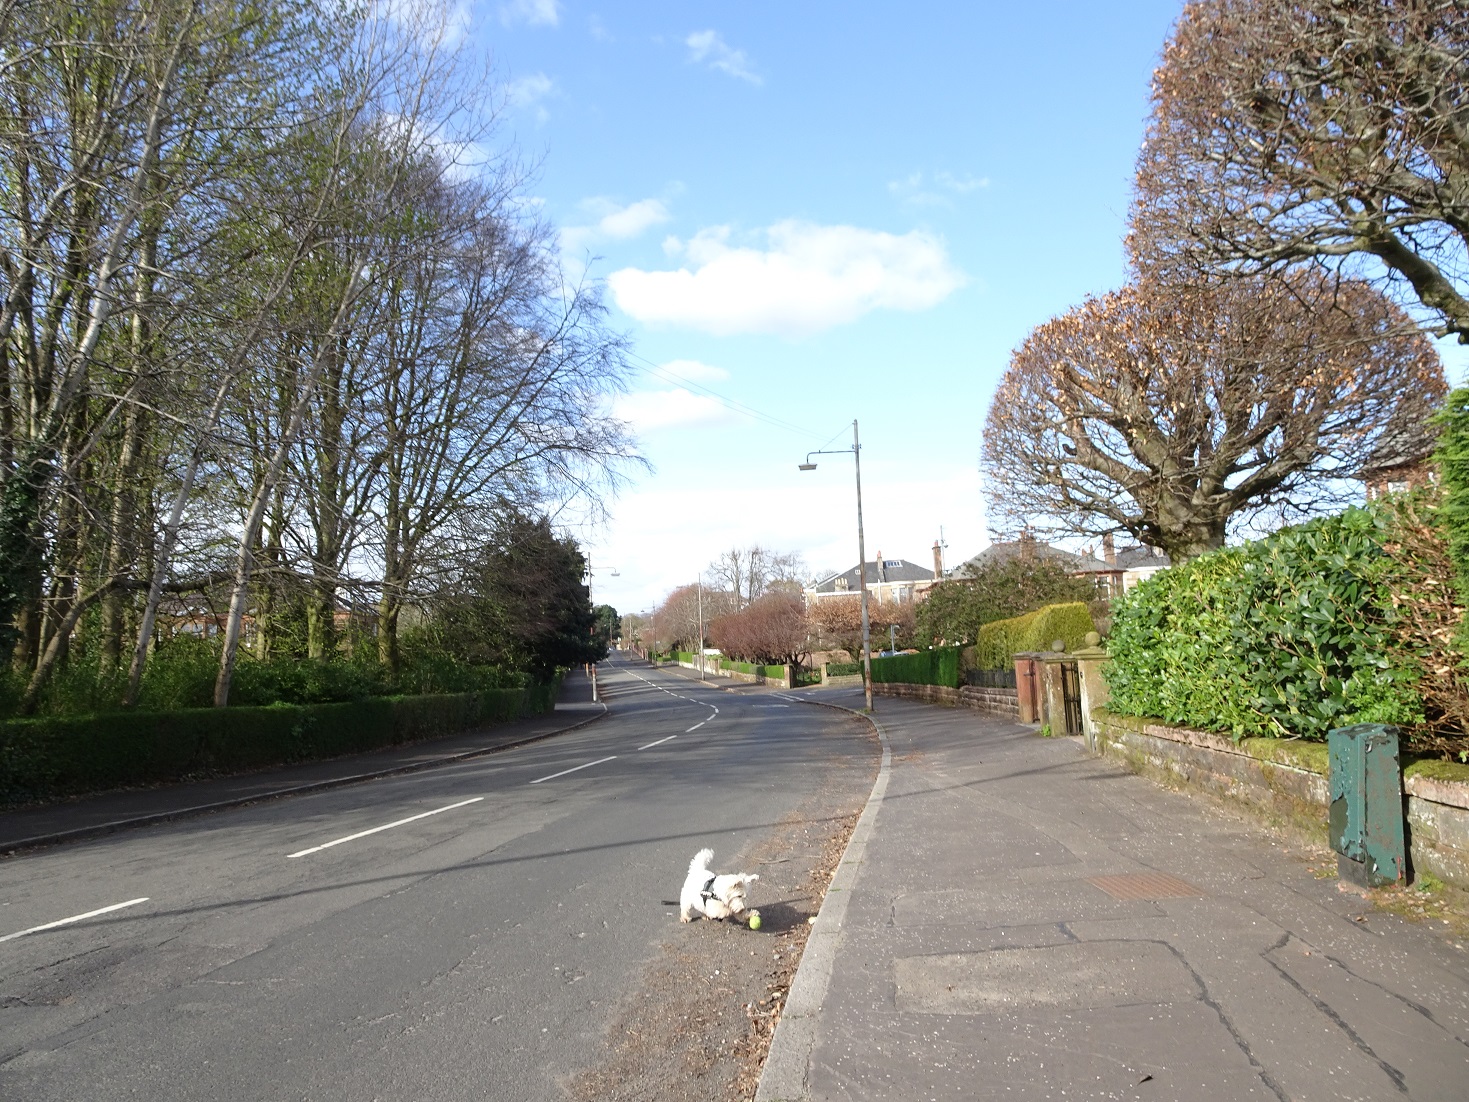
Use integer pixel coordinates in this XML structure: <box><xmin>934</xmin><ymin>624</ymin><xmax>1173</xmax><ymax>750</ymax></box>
<box><xmin>1131</xmin><ymin>0</ymin><xmax>1469</xmax><ymax>339</ymax></box>
<box><xmin>982</xmin><ymin>275</ymin><xmax>1445</xmax><ymax>563</ymax></box>
<box><xmin>706</xmin><ymin>592</ymin><xmax>809</xmax><ymax>666</ymax></box>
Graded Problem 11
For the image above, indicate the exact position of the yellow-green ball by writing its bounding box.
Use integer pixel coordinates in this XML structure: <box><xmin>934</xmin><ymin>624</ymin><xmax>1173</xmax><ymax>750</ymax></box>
<box><xmin>748</xmin><ymin>911</ymin><xmax>762</xmax><ymax>930</ymax></box>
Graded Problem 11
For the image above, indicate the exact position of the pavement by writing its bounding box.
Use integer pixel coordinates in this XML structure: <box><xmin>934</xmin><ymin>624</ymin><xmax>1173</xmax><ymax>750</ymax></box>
<box><xmin>758</xmin><ymin>688</ymin><xmax>1469</xmax><ymax>1102</ymax></box>
<box><xmin>0</xmin><ymin>669</ymin><xmax>606</xmax><ymax>853</ymax></box>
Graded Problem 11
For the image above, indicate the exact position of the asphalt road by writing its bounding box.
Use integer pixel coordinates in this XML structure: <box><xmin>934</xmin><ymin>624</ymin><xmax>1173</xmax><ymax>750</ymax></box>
<box><xmin>0</xmin><ymin>656</ymin><xmax>870</xmax><ymax>1101</ymax></box>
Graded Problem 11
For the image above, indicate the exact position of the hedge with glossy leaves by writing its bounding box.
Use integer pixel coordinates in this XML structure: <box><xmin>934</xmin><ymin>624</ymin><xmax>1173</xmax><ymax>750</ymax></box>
<box><xmin>1104</xmin><ymin>508</ymin><xmax>1420</xmax><ymax>741</ymax></box>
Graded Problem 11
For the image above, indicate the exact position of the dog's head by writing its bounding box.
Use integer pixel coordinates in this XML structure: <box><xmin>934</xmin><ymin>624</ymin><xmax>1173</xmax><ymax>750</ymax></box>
<box><xmin>710</xmin><ymin>873</ymin><xmax>758</xmax><ymax>913</ymax></box>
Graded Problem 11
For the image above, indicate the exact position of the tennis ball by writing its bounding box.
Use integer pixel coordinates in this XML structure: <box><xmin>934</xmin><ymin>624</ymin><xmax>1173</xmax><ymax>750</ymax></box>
<box><xmin>747</xmin><ymin>910</ymin><xmax>762</xmax><ymax>930</ymax></box>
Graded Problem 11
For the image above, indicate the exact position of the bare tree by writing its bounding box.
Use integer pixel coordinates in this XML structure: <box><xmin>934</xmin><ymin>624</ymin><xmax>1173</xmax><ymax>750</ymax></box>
<box><xmin>1131</xmin><ymin>0</ymin><xmax>1469</xmax><ymax>339</ymax></box>
<box><xmin>650</xmin><ymin>584</ymin><xmax>703</xmax><ymax>654</ymax></box>
<box><xmin>708</xmin><ymin>545</ymin><xmax>804</xmax><ymax>609</ymax></box>
<box><xmin>982</xmin><ymin>274</ymin><xmax>1445</xmax><ymax>562</ymax></box>
<box><xmin>0</xmin><ymin>0</ymin><xmax>332</xmax><ymax>701</ymax></box>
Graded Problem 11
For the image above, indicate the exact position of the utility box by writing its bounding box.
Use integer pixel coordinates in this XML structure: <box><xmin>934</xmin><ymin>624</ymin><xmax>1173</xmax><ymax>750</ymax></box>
<box><xmin>1328</xmin><ymin>723</ymin><xmax>1406</xmax><ymax>888</ymax></box>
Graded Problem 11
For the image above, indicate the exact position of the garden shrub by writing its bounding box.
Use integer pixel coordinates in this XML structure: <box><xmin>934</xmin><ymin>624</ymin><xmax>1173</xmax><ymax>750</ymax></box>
<box><xmin>973</xmin><ymin>602</ymin><xmax>1097</xmax><ymax>669</ymax></box>
<box><xmin>869</xmin><ymin>647</ymin><xmax>962</xmax><ymax>688</ymax></box>
<box><xmin>825</xmin><ymin>661</ymin><xmax>861</xmax><ymax>676</ymax></box>
<box><xmin>1105</xmin><ymin>507</ymin><xmax>1421</xmax><ymax>741</ymax></box>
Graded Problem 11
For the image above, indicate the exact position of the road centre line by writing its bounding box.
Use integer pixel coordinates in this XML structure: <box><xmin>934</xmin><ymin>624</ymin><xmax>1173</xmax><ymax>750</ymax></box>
<box><xmin>686</xmin><ymin>721</ymin><xmax>706</xmax><ymax>732</ymax></box>
<box><xmin>529</xmin><ymin>756</ymin><xmax>617</xmax><ymax>785</ymax></box>
<box><xmin>638</xmin><ymin>735</ymin><xmax>677</xmax><ymax>750</ymax></box>
<box><xmin>287</xmin><ymin>797</ymin><xmax>484</xmax><ymax>858</ymax></box>
<box><xmin>0</xmin><ymin>897</ymin><xmax>150</xmax><ymax>944</ymax></box>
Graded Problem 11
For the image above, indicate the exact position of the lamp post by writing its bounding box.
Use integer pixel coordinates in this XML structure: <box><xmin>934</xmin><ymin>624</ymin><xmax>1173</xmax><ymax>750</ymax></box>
<box><xmin>799</xmin><ymin>419</ymin><xmax>873</xmax><ymax>711</ymax></box>
<box><xmin>696</xmin><ymin>576</ymin><xmax>705</xmax><ymax>681</ymax></box>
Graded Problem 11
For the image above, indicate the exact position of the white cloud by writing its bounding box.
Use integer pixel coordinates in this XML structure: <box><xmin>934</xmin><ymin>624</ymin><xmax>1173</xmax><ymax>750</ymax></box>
<box><xmin>608</xmin><ymin>220</ymin><xmax>967</xmax><ymax>336</ymax></box>
<box><xmin>888</xmin><ymin>170</ymin><xmax>990</xmax><ymax>208</ymax></box>
<box><xmin>561</xmin><ymin>196</ymin><xmax>672</xmax><ymax>255</ymax></box>
<box><xmin>613</xmin><ymin>388</ymin><xmax>733</xmax><ymax>433</ymax></box>
<box><xmin>499</xmin><ymin>0</ymin><xmax>559</xmax><ymax>27</ymax></box>
<box><xmin>656</xmin><ymin>359</ymin><xmax>729</xmax><ymax>384</ymax></box>
<box><xmin>685</xmin><ymin>29</ymin><xmax>761</xmax><ymax>84</ymax></box>
<box><xmin>506</xmin><ymin>72</ymin><xmax>554</xmax><ymax>107</ymax></box>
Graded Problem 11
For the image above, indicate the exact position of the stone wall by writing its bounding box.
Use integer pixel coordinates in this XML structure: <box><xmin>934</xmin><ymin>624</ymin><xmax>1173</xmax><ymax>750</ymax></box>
<box><xmin>871</xmin><ymin>681</ymin><xmax>1019</xmax><ymax>719</ymax></box>
<box><xmin>1093</xmin><ymin>709</ymin><xmax>1469</xmax><ymax>891</ymax></box>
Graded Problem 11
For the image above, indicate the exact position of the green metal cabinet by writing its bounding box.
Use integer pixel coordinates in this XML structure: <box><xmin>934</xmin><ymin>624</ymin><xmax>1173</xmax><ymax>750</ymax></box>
<box><xmin>1328</xmin><ymin>722</ymin><xmax>1406</xmax><ymax>888</ymax></box>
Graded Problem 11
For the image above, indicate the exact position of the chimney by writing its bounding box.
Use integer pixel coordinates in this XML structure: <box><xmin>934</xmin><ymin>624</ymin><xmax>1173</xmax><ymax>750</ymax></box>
<box><xmin>932</xmin><ymin>540</ymin><xmax>943</xmax><ymax>580</ymax></box>
<box><xmin>876</xmin><ymin>551</ymin><xmax>885</xmax><ymax>582</ymax></box>
<box><xmin>1103</xmin><ymin>532</ymin><xmax>1116</xmax><ymax>566</ymax></box>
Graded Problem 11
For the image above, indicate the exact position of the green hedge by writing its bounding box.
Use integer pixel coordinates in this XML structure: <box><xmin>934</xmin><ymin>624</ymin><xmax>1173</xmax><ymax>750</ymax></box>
<box><xmin>0</xmin><ymin>683</ymin><xmax>559</xmax><ymax>805</ymax></box>
<box><xmin>973</xmin><ymin>602</ymin><xmax>1097</xmax><ymax>669</ymax></box>
<box><xmin>721</xmin><ymin>658</ymin><xmax>755</xmax><ymax>675</ymax></box>
<box><xmin>825</xmin><ymin>661</ymin><xmax>862</xmax><ymax>676</ymax></box>
<box><xmin>759</xmin><ymin>664</ymin><xmax>788</xmax><ymax>681</ymax></box>
<box><xmin>869</xmin><ymin>647</ymin><xmax>962</xmax><ymax>688</ymax></box>
<box><xmin>1105</xmin><ymin>508</ymin><xmax>1420</xmax><ymax>742</ymax></box>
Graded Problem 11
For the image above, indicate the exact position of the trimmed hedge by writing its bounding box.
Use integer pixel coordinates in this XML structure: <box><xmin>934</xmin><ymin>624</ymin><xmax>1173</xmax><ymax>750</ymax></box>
<box><xmin>825</xmin><ymin>661</ymin><xmax>861</xmax><ymax>676</ymax></box>
<box><xmin>1105</xmin><ymin>508</ymin><xmax>1420</xmax><ymax>742</ymax></box>
<box><xmin>973</xmin><ymin>602</ymin><xmax>1097</xmax><ymax>669</ymax></box>
<box><xmin>721</xmin><ymin>658</ymin><xmax>755</xmax><ymax>675</ymax></box>
<box><xmin>869</xmin><ymin>647</ymin><xmax>962</xmax><ymax>689</ymax></box>
<box><xmin>0</xmin><ymin>682</ymin><xmax>559</xmax><ymax>805</ymax></box>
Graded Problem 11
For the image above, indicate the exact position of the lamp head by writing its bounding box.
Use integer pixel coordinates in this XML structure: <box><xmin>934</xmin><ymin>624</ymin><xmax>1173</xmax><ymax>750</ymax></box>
<box><xmin>798</xmin><ymin>462</ymin><xmax>817</xmax><ymax>471</ymax></box>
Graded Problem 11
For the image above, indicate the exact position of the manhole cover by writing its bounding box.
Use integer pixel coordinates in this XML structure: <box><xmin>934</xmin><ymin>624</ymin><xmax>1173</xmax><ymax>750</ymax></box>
<box><xmin>1086</xmin><ymin>872</ymin><xmax>1204</xmax><ymax>900</ymax></box>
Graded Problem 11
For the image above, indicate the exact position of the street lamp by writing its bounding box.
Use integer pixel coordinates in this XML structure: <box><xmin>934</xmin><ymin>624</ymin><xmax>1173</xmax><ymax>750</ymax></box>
<box><xmin>799</xmin><ymin>419</ymin><xmax>874</xmax><ymax>711</ymax></box>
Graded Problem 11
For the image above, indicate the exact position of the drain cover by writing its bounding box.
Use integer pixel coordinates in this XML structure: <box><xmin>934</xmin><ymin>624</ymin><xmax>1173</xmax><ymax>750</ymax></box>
<box><xmin>1086</xmin><ymin>872</ymin><xmax>1204</xmax><ymax>900</ymax></box>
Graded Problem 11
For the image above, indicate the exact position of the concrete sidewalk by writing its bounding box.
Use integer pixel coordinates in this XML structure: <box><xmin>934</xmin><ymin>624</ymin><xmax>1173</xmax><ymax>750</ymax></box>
<box><xmin>0</xmin><ymin>670</ymin><xmax>606</xmax><ymax>853</ymax></box>
<box><xmin>759</xmin><ymin>691</ymin><xmax>1469</xmax><ymax>1102</ymax></box>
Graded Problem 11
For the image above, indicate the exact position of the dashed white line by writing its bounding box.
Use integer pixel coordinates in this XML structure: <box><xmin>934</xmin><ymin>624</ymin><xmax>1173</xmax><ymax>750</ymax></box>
<box><xmin>686</xmin><ymin>721</ymin><xmax>706</xmax><ymax>732</ymax></box>
<box><xmin>529</xmin><ymin>756</ymin><xmax>617</xmax><ymax>785</ymax></box>
<box><xmin>638</xmin><ymin>735</ymin><xmax>678</xmax><ymax>750</ymax></box>
<box><xmin>0</xmin><ymin>897</ymin><xmax>150</xmax><ymax>944</ymax></box>
<box><xmin>287</xmin><ymin>797</ymin><xmax>484</xmax><ymax>858</ymax></box>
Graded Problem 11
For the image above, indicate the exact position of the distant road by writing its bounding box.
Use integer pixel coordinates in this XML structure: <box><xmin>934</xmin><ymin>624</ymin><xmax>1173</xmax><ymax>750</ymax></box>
<box><xmin>0</xmin><ymin>655</ymin><xmax>867</xmax><ymax>1101</ymax></box>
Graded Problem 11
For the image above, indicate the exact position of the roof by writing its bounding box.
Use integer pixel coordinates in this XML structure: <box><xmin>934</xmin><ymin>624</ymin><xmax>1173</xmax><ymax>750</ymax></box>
<box><xmin>957</xmin><ymin>538</ymin><xmax>1168</xmax><ymax>577</ymax></box>
<box><xmin>955</xmin><ymin>539</ymin><xmax>1091</xmax><ymax>576</ymax></box>
<box><xmin>811</xmin><ymin>557</ymin><xmax>934</xmax><ymax>594</ymax></box>
<box><xmin>1358</xmin><ymin>416</ymin><xmax>1438</xmax><ymax>478</ymax></box>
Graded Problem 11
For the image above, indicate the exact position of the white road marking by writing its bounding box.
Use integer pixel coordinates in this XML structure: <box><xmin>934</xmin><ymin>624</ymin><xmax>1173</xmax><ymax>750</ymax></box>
<box><xmin>685</xmin><ymin>721</ymin><xmax>706</xmax><ymax>732</ymax></box>
<box><xmin>0</xmin><ymin>897</ymin><xmax>150</xmax><ymax>944</ymax></box>
<box><xmin>638</xmin><ymin>735</ymin><xmax>678</xmax><ymax>750</ymax></box>
<box><xmin>753</xmin><ymin>704</ymin><xmax>790</xmax><ymax>708</ymax></box>
<box><xmin>287</xmin><ymin>797</ymin><xmax>484</xmax><ymax>858</ymax></box>
<box><xmin>529</xmin><ymin>756</ymin><xmax>617</xmax><ymax>785</ymax></box>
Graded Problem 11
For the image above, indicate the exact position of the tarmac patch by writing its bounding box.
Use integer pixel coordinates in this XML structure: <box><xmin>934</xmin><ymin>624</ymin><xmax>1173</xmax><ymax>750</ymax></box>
<box><xmin>894</xmin><ymin>940</ymin><xmax>1198</xmax><ymax>1012</ymax></box>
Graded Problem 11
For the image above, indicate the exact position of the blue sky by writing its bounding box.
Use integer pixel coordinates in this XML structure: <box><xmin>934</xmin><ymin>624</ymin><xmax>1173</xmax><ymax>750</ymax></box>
<box><xmin>462</xmin><ymin>1</ymin><xmax>1463</xmax><ymax>616</ymax></box>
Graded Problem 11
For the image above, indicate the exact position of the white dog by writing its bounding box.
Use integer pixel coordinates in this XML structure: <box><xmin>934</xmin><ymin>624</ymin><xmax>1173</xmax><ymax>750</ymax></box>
<box><xmin>679</xmin><ymin>848</ymin><xmax>759</xmax><ymax>923</ymax></box>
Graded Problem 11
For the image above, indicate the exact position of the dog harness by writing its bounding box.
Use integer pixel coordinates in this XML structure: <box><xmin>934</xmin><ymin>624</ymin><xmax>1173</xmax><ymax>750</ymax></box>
<box><xmin>699</xmin><ymin>876</ymin><xmax>718</xmax><ymax>904</ymax></box>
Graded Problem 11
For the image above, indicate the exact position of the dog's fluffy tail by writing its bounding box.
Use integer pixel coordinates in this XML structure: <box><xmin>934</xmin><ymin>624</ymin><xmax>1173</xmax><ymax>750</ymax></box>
<box><xmin>689</xmin><ymin>847</ymin><xmax>714</xmax><ymax>873</ymax></box>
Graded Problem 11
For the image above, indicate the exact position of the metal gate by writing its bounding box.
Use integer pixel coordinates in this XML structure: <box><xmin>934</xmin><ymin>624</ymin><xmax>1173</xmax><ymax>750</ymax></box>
<box><xmin>1059</xmin><ymin>661</ymin><xmax>1083</xmax><ymax>737</ymax></box>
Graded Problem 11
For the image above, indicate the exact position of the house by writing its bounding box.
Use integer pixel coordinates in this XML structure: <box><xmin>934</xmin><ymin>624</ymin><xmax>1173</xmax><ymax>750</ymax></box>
<box><xmin>1357</xmin><ymin>417</ymin><xmax>1438</xmax><ymax>501</ymax></box>
<box><xmin>954</xmin><ymin>532</ymin><xmax>1169</xmax><ymax>598</ymax></box>
<box><xmin>805</xmin><ymin>548</ymin><xmax>938</xmax><ymax>606</ymax></box>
